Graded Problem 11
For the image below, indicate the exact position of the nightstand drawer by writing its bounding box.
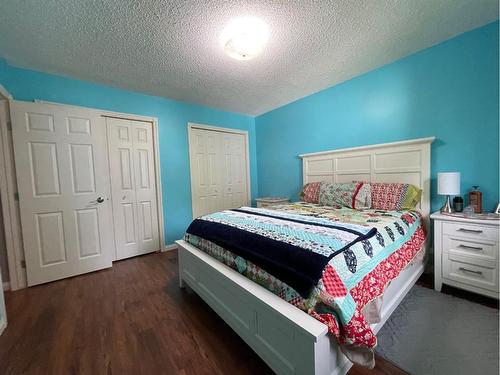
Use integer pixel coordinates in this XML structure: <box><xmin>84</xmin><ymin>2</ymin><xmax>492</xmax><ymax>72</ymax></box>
<box><xmin>443</xmin><ymin>222</ymin><xmax>499</xmax><ymax>242</ymax></box>
<box><xmin>444</xmin><ymin>236</ymin><xmax>497</xmax><ymax>262</ymax></box>
<box><xmin>443</xmin><ymin>254</ymin><xmax>498</xmax><ymax>292</ymax></box>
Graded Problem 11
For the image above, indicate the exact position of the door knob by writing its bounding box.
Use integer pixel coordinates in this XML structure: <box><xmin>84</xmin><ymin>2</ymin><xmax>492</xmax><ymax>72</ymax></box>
<box><xmin>96</xmin><ymin>197</ymin><xmax>104</xmax><ymax>203</ymax></box>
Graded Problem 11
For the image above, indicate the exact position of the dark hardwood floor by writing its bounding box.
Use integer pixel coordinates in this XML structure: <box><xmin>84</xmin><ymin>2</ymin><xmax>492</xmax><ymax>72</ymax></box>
<box><xmin>0</xmin><ymin>251</ymin><xmax>406</xmax><ymax>375</ymax></box>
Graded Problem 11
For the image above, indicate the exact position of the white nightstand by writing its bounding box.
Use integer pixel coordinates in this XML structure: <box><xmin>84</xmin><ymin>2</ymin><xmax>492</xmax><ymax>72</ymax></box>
<box><xmin>255</xmin><ymin>197</ymin><xmax>290</xmax><ymax>208</ymax></box>
<box><xmin>431</xmin><ymin>212</ymin><xmax>499</xmax><ymax>299</ymax></box>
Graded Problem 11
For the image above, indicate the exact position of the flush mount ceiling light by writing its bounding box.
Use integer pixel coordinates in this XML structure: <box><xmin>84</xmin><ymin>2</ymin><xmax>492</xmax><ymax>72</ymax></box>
<box><xmin>221</xmin><ymin>16</ymin><xmax>269</xmax><ymax>61</ymax></box>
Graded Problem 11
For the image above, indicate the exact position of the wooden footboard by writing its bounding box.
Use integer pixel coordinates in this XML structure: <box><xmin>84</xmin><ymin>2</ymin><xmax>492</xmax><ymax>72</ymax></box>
<box><xmin>176</xmin><ymin>239</ymin><xmax>425</xmax><ymax>375</ymax></box>
<box><xmin>176</xmin><ymin>240</ymin><xmax>352</xmax><ymax>375</ymax></box>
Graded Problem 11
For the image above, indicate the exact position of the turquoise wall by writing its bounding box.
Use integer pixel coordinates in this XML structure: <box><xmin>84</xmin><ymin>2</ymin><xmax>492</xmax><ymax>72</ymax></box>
<box><xmin>0</xmin><ymin>59</ymin><xmax>258</xmax><ymax>244</ymax></box>
<box><xmin>256</xmin><ymin>22</ymin><xmax>499</xmax><ymax>213</ymax></box>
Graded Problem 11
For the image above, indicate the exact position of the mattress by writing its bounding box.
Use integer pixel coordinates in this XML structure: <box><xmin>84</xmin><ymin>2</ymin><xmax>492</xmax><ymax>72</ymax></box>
<box><xmin>184</xmin><ymin>202</ymin><xmax>426</xmax><ymax>359</ymax></box>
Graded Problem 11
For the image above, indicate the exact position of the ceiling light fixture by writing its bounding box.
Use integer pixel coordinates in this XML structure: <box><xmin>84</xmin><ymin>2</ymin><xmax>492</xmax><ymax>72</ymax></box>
<box><xmin>221</xmin><ymin>16</ymin><xmax>269</xmax><ymax>61</ymax></box>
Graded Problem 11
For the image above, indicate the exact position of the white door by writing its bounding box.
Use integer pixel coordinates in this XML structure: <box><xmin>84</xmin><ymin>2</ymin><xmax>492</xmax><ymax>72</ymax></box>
<box><xmin>221</xmin><ymin>132</ymin><xmax>248</xmax><ymax>209</ymax></box>
<box><xmin>10</xmin><ymin>101</ymin><xmax>114</xmax><ymax>286</ymax></box>
<box><xmin>107</xmin><ymin>117</ymin><xmax>160</xmax><ymax>260</ymax></box>
<box><xmin>189</xmin><ymin>126</ymin><xmax>249</xmax><ymax>218</ymax></box>
<box><xmin>189</xmin><ymin>128</ymin><xmax>224</xmax><ymax>218</ymax></box>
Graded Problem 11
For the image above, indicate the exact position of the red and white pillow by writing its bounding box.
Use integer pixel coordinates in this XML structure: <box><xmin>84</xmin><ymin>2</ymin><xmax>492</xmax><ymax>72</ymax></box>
<box><xmin>364</xmin><ymin>182</ymin><xmax>422</xmax><ymax>211</ymax></box>
<box><xmin>300</xmin><ymin>182</ymin><xmax>321</xmax><ymax>203</ymax></box>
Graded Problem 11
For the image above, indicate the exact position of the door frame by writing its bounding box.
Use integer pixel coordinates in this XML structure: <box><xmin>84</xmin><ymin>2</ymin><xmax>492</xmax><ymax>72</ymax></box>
<box><xmin>187</xmin><ymin>122</ymin><xmax>252</xmax><ymax>219</ymax></box>
<box><xmin>0</xmin><ymin>89</ymin><xmax>27</xmax><ymax>290</ymax></box>
<box><xmin>0</xmin><ymin>98</ymin><xmax>166</xmax><ymax>289</ymax></box>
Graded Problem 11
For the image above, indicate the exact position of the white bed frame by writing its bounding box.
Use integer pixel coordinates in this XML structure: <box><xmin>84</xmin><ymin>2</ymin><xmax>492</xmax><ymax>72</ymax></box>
<box><xmin>177</xmin><ymin>137</ymin><xmax>435</xmax><ymax>375</ymax></box>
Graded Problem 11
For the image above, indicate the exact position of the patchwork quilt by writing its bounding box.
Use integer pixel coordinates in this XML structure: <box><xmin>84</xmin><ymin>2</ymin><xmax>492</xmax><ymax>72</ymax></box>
<box><xmin>186</xmin><ymin>206</ymin><xmax>376</xmax><ymax>297</ymax></box>
<box><xmin>184</xmin><ymin>202</ymin><xmax>426</xmax><ymax>351</ymax></box>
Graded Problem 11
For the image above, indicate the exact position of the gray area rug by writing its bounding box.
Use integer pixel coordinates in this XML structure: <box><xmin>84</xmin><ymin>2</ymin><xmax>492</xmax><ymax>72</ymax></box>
<box><xmin>376</xmin><ymin>285</ymin><xmax>499</xmax><ymax>375</ymax></box>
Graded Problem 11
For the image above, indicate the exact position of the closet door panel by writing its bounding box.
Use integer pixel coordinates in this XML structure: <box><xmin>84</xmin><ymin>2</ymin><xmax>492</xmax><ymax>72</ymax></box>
<box><xmin>189</xmin><ymin>129</ymin><xmax>223</xmax><ymax>217</ymax></box>
<box><xmin>11</xmin><ymin>101</ymin><xmax>113</xmax><ymax>286</ymax></box>
<box><xmin>221</xmin><ymin>132</ymin><xmax>248</xmax><ymax>210</ymax></box>
<box><xmin>132</xmin><ymin>121</ymin><xmax>160</xmax><ymax>253</ymax></box>
<box><xmin>189</xmin><ymin>127</ymin><xmax>249</xmax><ymax>218</ymax></box>
<box><xmin>107</xmin><ymin>118</ymin><xmax>140</xmax><ymax>259</ymax></box>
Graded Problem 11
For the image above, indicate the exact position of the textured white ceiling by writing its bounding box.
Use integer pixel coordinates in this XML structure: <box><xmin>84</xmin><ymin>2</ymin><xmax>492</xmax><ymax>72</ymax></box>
<box><xmin>0</xmin><ymin>1</ymin><xmax>497</xmax><ymax>115</ymax></box>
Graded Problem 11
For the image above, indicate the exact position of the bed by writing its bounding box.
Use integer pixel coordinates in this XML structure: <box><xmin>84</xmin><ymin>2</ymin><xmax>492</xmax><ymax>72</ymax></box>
<box><xmin>176</xmin><ymin>137</ymin><xmax>435</xmax><ymax>375</ymax></box>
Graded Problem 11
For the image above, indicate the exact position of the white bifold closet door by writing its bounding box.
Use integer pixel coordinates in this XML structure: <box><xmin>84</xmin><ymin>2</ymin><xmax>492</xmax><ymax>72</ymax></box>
<box><xmin>10</xmin><ymin>101</ymin><xmax>114</xmax><ymax>286</ymax></box>
<box><xmin>189</xmin><ymin>127</ymin><xmax>249</xmax><ymax>218</ymax></box>
<box><xmin>107</xmin><ymin>118</ymin><xmax>160</xmax><ymax>260</ymax></box>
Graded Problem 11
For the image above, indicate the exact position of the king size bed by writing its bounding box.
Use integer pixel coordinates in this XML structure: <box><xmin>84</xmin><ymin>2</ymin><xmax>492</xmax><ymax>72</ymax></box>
<box><xmin>176</xmin><ymin>137</ymin><xmax>435</xmax><ymax>375</ymax></box>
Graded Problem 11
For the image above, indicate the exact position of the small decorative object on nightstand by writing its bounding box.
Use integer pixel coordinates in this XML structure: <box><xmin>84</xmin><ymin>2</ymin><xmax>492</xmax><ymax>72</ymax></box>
<box><xmin>468</xmin><ymin>185</ymin><xmax>483</xmax><ymax>213</ymax></box>
<box><xmin>453</xmin><ymin>196</ymin><xmax>463</xmax><ymax>212</ymax></box>
<box><xmin>255</xmin><ymin>197</ymin><xmax>290</xmax><ymax>208</ymax></box>
<box><xmin>431</xmin><ymin>211</ymin><xmax>499</xmax><ymax>299</ymax></box>
<box><xmin>437</xmin><ymin>172</ymin><xmax>460</xmax><ymax>213</ymax></box>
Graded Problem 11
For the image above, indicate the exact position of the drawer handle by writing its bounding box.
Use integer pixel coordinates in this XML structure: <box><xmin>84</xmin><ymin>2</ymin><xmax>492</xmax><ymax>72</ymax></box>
<box><xmin>458</xmin><ymin>267</ymin><xmax>483</xmax><ymax>275</ymax></box>
<box><xmin>457</xmin><ymin>228</ymin><xmax>483</xmax><ymax>234</ymax></box>
<box><xmin>457</xmin><ymin>244</ymin><xmax>483</xmax><ymax>251</ymax></box>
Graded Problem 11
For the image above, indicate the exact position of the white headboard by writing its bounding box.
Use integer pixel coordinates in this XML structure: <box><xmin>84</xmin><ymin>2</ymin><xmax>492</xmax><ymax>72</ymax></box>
<box><xmin>299</xmin><ymin>137</ymin><xmax>435</xmax><ymax>223</ymax></box>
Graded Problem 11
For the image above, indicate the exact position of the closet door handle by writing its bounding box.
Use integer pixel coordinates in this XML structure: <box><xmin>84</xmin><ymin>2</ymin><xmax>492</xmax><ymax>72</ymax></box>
<box><xmin>457</xmin><ymin>244</ymin><xmax>483</xmax><ymax>251</ymax></box>
<box><xmin>457</xmin><ymin>228</ymin><xmax>483</xmax><ymax>234</ymax></box>
<box><xmin>88</xmin><ymin>197</ymin><xmax>105</xmax><ymax>206</ymax></box>
<box><xmin>458</xmin><ymin>267</ymin><xmax>483</xmax><ymax>275</ymax></box>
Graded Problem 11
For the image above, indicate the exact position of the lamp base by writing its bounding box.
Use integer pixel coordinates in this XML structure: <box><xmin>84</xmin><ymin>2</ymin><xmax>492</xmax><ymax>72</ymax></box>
<box><xmin>440</xmin><ymin>195</ymin><xmax>453</xmax><ymax>213</ymax></box>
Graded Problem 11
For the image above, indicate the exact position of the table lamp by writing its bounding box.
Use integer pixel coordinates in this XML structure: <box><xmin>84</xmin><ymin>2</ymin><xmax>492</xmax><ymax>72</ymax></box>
<box><xmin>437</xmin><ymin>172</ymin><xmax>460</xmax><ymax>213</ymax></box>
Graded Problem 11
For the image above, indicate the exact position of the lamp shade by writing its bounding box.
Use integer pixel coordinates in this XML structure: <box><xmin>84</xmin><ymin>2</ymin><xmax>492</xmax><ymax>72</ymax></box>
<box><xmin>437</xmin><ymin>172</ymin><xmax>460</xmax><ymax>195</ymax></box>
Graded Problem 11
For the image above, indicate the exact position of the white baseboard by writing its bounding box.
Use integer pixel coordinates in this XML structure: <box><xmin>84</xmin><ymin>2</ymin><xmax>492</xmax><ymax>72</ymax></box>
<box><xmin>2</xmin><ymin>282</ymin><xmax>10</xmax><ymax>291</ymax></box>
<box><xmin>163</xmin><ymin>243</ymin><xmax>178</xmax><ymax>252</ymax></box>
